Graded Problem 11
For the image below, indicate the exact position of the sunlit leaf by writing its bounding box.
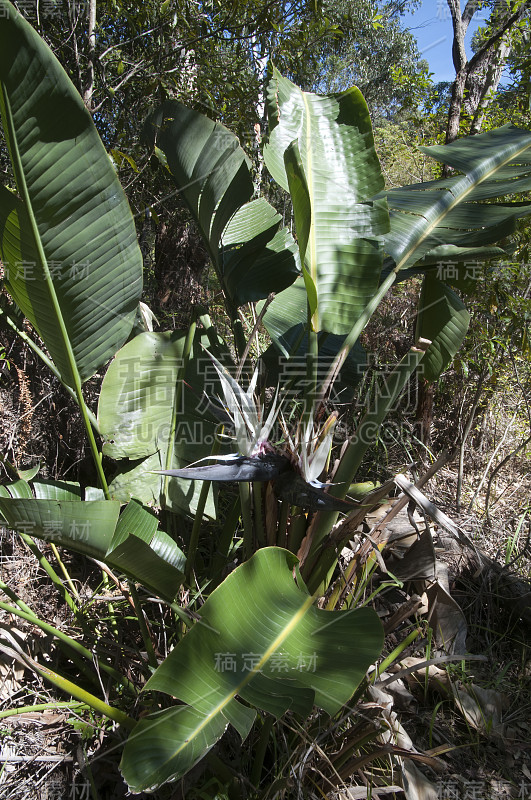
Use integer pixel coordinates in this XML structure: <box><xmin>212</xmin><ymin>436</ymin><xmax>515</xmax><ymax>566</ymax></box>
<box><xmin>0</xmin><ymin>1</ymin><xmax>142</xmax><ymax>387</ymax></box>
<box><xmin>121</xmin><ymin>547</ymin><xmax>383</xmax><ymax>791</ymax></box>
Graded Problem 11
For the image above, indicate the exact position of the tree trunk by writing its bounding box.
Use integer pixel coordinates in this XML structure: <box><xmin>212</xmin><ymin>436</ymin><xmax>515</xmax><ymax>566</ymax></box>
<box><xmin>468</xmin><ymin>40</ymin><xmax>511</xmax><ymax>134</ymax></box>
<box><xmin>446</xmin><ymin>69</ymin><xmax>467</xmax><ymax>145</ymax></box>
<box><xmin>444</xmin><ymin>0</ymin><xmax>528</xmax><ymax>146</ymax></box>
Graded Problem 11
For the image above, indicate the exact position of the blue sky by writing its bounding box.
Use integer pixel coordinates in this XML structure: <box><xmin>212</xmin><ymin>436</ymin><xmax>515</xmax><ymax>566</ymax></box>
<box><xmin>402</xmin><ymin>1</ymin><xmax>489</xmax><ymax>82</ymax></box>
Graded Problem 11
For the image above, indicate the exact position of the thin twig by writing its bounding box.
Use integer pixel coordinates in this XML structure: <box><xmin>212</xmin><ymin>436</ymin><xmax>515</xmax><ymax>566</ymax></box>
<box><xmin>466</xmin><ymin>405</ymin><xmax>521</xmax><ymax>513</ymax></box>
<box><xmin>456</xmin><ymin>370</ymin><xmax>487</xmax><ymax>512</ymax></box>
<box><xmin>235</xmin><ymin>293</ymin><xmax>276</xmax><ymax>381</ymax></box>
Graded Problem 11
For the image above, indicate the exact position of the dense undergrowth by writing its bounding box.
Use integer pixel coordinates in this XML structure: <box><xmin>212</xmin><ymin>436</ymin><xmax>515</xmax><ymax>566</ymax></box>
<box><xmin>1</xmin><ymin>279</ymin><xmax>530</xmax><ymax>799</ymax></box>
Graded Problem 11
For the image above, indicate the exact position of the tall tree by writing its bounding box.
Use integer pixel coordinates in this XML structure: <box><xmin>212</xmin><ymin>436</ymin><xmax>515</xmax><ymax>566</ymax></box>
<box><xmin>445</xmin><ymin>0</ymin><xmax>531</xmax><ymax>143</ymax></box>
<box><xmin>302</xmin><ymin>0</ymin><xmax>429</xmax><ymax>118</ymax></box>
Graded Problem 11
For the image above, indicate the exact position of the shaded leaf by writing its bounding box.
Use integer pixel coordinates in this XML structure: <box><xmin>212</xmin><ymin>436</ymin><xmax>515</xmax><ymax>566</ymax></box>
<box><xmin>259</xmin><ymin>277</ymin><xmax>367</xmax><ymax>400</ymax></box>
<box><xmin>98</xmin><ymin>330</ymin><xmax>219</xmax><ymax>517</ymax></box>
<box><xmin>0</xmin><ymin>481</ymin><xmax>185</xmax><ymax>600</ymax></box>
<box><xmin>274</xmin><ymin>472</ymin><xmax>359</xmax><ymax>512</ymax></box>
<box><xmin>143</xmin><ymin>101</ymin><xmax>299</xmax><ymax>307</ymax></box>
<box><xmin>416</xmin><ymin>275</ymin><xmax>470</xmax><ymax>382</ymax></box>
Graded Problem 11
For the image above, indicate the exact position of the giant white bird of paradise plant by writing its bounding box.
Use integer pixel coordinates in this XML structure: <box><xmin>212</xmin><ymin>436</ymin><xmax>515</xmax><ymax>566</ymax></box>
<box><xmin>156</xmin><ymin>351</ymin><xmax>357</xmax><ymax>511</ymax></box>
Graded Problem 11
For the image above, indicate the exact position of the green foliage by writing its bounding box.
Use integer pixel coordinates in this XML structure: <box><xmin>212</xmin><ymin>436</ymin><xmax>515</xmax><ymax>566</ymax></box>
<box><xmin>416</xmin><ymin>275</ymin><xmax>471</xmax><ymax>382</ymax></box>
<box><xmin>143</xmin><ymin>101</ymin><xmax>300</xmax><ymax>311</ymax></box>
<box><xmin>263</xmin><ymin>67</ymin><xmax>388</xmax><ymax>335</ymax></box>
<box><xmin>1</xmin><ymin>2</ymin><xmax>531</xmax><ymax>794</ymax></box>
<box><xmin>309</xmin><ymin>0</ymin><xmax>429</xmax><ymax>116</ymax></box>
<box><xmin>0</xmin><ymin>480</ymin><xmax>186</xmax><ymax>601</ymax></box>
<box><xmin>98</xmin><ymin>329</ymin><xmax>220</xmax><ymax>516</ymax></box>
<box><xmin>0</xmin><ymin>2</ymin><xmax>143</xmax><ymax>388</ymax></box>
<box><xmin>121</xmin><ymin>547</ymin><xmax>383</xmax><ymax>792</ymax></box>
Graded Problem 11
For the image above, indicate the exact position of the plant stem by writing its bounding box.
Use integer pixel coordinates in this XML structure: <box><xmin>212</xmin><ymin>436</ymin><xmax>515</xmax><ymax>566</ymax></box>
<box><xmin>0</xmin><ymin>600</ymin><xmax>137</xmax><ymax>693</ymax></box>
<box><xmin>372</xmin><ymin>627</ymin><xmax>422</xmax><ymax>679</ymax></box>
<box><xmin>19</xmin><ymin>533</ymin><xmax>79</xmax><ymax>615</ymax></box>
<box><xmin>0</xmin><ymin>581</ymin><xmax>103</xmax><ymax>687</ymax></box>
<box><xmin>0</xmin><ymin>307</ymin><xmax>100</xmax><ymax>432</ymax></box>
<box><xmin>31</xmin><ymin>660</ymin><xmax>135</xmax><ymax>730</ymax></box>
<box><xmin>167</xmin><ymin>601</ymin><xmax>195</xmax><ymax>629</ymax></box>
<box><xmin>78</xmin><ymin>743</ymin><xmax>101</xmax><ymax>800</ymax></box>
<box><xmin>232</xmin><ymin>310</ymin><xmax>248</xmax><ymax>363</ymax></box>
<box><xmin>50</xmin><ymin>542</ymin><xmax>80</xmax><ymax>601</ymax></box>
<box><xmin>128</xmin><ymin>582</ymin><xmax>158</xmax><ymax>670</ymax></box>
<box><xmin>82</xmin><ymin>407</ymin><xmax>110</xmax><ymax>497</ymax></box>
<box><xmin>211</xmin><ymin>497</ymin><xmax>241</xmax><ymax>586</ymax></box>
<box><xmin>0</xmin><ymin>701</ymin><xmax>87</xmax><ymax>721</ymax></box>
<box><xmin>286</xmin><ymin>509</ymin><xmax>306</xmax><ymax>554</ymax></box>
<box><xmin>240</xmin><ymin>482</ymin><xmax>254</xmax><ymax>559</ymax></box>
<box><xmin>276</xmin><ymin>498</ymin><xmax>290</xmax><ymax>547</ymax></box>
<box><xmin>250</xmin><ymin>714</ymin><xmax>274</xmax><ymax>788</ymax></box>
<box><xmin>163</xmin><ymin>317</ymin><xmax>197</xmax><ymax>504</ymax></box>
<box><xmin>345</xmin><ymin>630</ymin><xmax>423</xmax><ymax>711</ymax></box>
<box><xmin>185</xmin><ymin>480</ymin><xmax>212</xmax><ymax>583</ymax></box>
<box><xmin>0</xmin><ymin>578</ymin><xmax>33</xmax><ymax>615</ymax></box>
<box><xmin>186</xmin><ymin>434</ymin><xmax>221</xmax><ymax>582</ymax></box>
<box><xmin>325</xmin><ymin>551</ymin><xmax>360</xmax><ymax>611</ymax></box>
<box><xmin>253</xmin><ymin>482</ymin><xmax>265</xmax><ymax>547</ymax></box>
<box><xmin>303</xmin><ymin>304</ymin><xmax>318</xmax><ymax>428</ymax></box>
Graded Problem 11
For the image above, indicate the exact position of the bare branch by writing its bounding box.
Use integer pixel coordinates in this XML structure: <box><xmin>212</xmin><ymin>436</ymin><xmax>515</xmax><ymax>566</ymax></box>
<box><xmin>83</xmin><ymin>0</ymin><xmax>97</xmax><ymax>111</ymax></box>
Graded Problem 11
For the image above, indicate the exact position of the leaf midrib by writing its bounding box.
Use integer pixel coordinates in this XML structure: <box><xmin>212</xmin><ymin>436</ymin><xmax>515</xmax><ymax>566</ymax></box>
<box><xmin>301</xmin><ymin>88</ymin><xmax>318</xmax><ymax>330</ymax></box>
<box><xmin>0</xmin><ymin>81</ymin><xmax>82</xmax><ymax>393</ymax></box>
<box><xmin>163</xmin><ymin>591</ymin><xmax>315</xmax><ymax>765</ymax></box>
<box><xmin>395</xmin><ymin>138</ymin><xmax>531</xmax><ymax>271</ymax></box>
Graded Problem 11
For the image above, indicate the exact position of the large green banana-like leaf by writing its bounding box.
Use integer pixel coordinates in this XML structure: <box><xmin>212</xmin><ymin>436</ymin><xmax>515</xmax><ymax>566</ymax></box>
<box><xmin>416</xmin><ymin>275</ymin><xmax>471</xmax><ymax>382</ymax></box>
<box><xmin>260</xmin><ymin>277</ymin><xmax>308</xmax><ymax>352</ymax></box>
<box><xmin>106</xmin><ymin>499</ymin><xmax>185</xmax><ymax>600</ymax></box>
<box><xmin>265</xmin><ymin>124</ymin><xmax>531</xmax><ymax>343</ymax></box>
<box><xmin>263</xmin><ymin>68</ymin><xmax>389</xmax><ymax>335</ymax></box>
<box><xmin>283</xmin><ymin>140</ymin><xmax>318</xmax><ymax>319</ymax></box>
<box><xmin>380</xmin><ymin>244</ymin><xmax>509</xmax><ymax>286</ymax></box>
<box><xmin>0</xmin><ymin>2</ymin><xmax>142</xmax><ymax>387</ymax></box>
<box><xmin>259</xmin><ymin>277</ymin><xmax>366</xmax><ymax>398</ymax></box>
<box><xmin>0</xmin><ymin>481</ymin><xmax>185</xmax><ymax>600</ymax></box>
<box><xmin>0</xmin><ymin>478</ymin><xmax>118</xmax><ymax>560</ymax></box>
<box><xmin>120</xmin><ymin>547</ymin><xmax>383</xmax><ymax>792</ymax></box>
<box><xmin>382</xmin><ymin>125</ymin><xmax>531</xmax><ymax>273</ymax></box>
<box><xmin>266</xmin><ymin>121</ymin><xmax>531</xmax><ymax>389</ymax></box>
<box><xmin>98</xmin><ymin>331</ymin><xmax>219</xmax><ymax>517</ymax></box>
<box><xmin>143</xmin><ymin>101</ymin><xmax>299</xmax><ymax>307</ymax></box>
